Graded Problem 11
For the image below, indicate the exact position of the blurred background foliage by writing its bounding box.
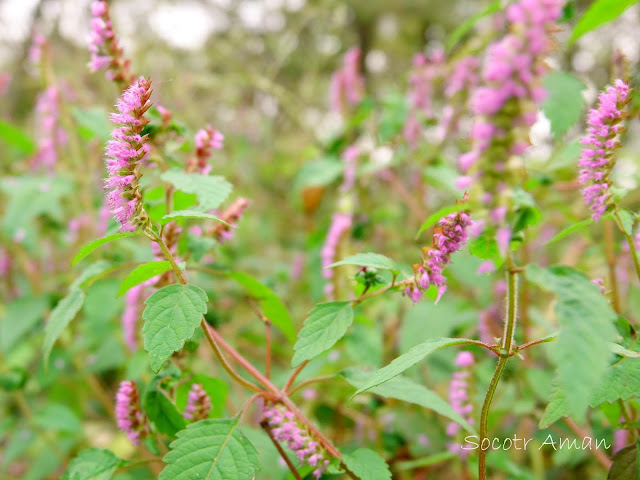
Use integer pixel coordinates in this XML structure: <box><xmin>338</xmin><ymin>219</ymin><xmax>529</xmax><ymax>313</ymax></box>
<box><xmin>2</xmin><ymin>0</ymin><xmax>640</xmax><ymax>479</ymax></box>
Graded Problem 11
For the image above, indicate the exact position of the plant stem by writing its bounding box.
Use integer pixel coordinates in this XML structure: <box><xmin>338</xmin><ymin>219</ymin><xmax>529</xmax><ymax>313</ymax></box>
<box><xmin>284</xmin><ymin>361</ymin><xmax>309</xmax><ymax>393</ymax></box>
<box><xmin>261</xmin><ymin>420</ymin><xmax>304</xmax><ymax>480</ymax></box>
<box><xmin>613</xmin><ymin>208</ymin><xmax>640</xmax><ymax>283</ymax></box>
<box><xmin>603</xmin><ymin>218</ymin><xmax>621</xmax><ymax>313</ymax></box>
<box><xmin>479</xmin><ymin>258</ymin><xmax>518</xmax><ymax>480</ymax></box>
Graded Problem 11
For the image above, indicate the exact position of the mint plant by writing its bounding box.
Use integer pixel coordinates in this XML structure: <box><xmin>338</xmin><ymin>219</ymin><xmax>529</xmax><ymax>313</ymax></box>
<box><xmin>2</xmin><ymin>0</ymin><xmax>640</xmax><ymax>479</ymax></box>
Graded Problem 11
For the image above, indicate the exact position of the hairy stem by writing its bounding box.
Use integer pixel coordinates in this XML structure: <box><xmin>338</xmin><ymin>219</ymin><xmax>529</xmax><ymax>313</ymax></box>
<box><xmin>479</xmin><ymin>259</ymin><xmax>518</xmax><ymax>480</ymax></box>
<box><xmin>261</xmin><ymin>420</ymin><xmax>304</xmax><ymax>480</ymax></box>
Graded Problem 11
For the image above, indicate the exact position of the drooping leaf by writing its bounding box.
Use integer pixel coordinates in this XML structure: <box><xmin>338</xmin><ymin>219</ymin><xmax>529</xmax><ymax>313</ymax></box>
<box><xmin>342</xmin><ymin>448</ymin><xmax>392</xmax><ymax>480</ymax></box>
<box><xmin>342</xmin><ymin>368</ymin><xmax>475</xmax><ymax>433</ymax></box>
<box><xmin>160</xmin><ymin>171</ymin><xmax>232</xmax><ymax>210</ymax></box>
<box><xmin>610</xmin><ymin>343</ymin><xmax>640</xmax><ymax>359</ymax></box>
<box><xmin>527</xmin><ymin>265</ymin><xmax>617</xmax><ymax>423</ymax></box>
<box><xmin>351</xmin><ymin>337</ymin><xmax>476</xmax><ymax>396</ymax></box>
<box><xmin>292</xmin><ymin>302</ymin><xmax>354</xmax><ymax>366</ymax></box>
<box><xmin>607</xmin><ymin>444</ymin><xmax>638</xmax><ymax>480</ymax></box>
<box><xmin>542</xmin><ymin>72</ymin><xmax>585</xmax><ymax>138</ymax></box>
<box><xmin>571</xmin><ymin>0</ymin><xmax>637</xmax><ymax>43</ymax></box>
<box><xmin>1</xmin><ymin>296</ymin><xmax>48</xmax><ymax>354</ymax></box>
<box><xmin>72</xmin><ymin>232</ymin><xmax>141</xmax><ymax>265</ymax></box>
<box><xmin>142</xmin><ymin>284</ymin><xmax>208</xmax><ymax>372</ymax></box>
<box><xmin>117</xmin><ymin>261</ymin><xmax>174</xmax><ymax>297</ymax></box>
<box><xmin>42</xmin><ymin>288</ymin><xmax>85</xmax><ymax>365</ymax></box>
<box><xmin>226</xmin><ymin>272</ymin><xmax>296</xmax><ymax>343</ymax></box>
<box><xmin>34</xmin><ymin>404</ymin><xmax>82</xmax><ymax>433</ymax></box>
<box><xmin>416</xmin><ymin>204</ymin><xmax>467</xmax><ymax>238</ymax></box>
<box><xmin>143</xmin><ymin>386</ymin><xmax>187</xmax><ymax>437</ymax></box>
<box><xmin>61</xmin><ymin>448</ymin><xmax>123</xmax><ymax>480</ymax></box>
<box><xmin>328</xmin><ymin>253</ymin><xmax>398</xmax><ymax>272</ymax></box>
<box><xmin>161</xmin><ymin>210</ymin><xmax>231</xmax><ymax>226</ymax></box>
<box><xmin>159</xmin><ymin>418</ymin><xmax>260</xmax><ymax>480</ymax></box>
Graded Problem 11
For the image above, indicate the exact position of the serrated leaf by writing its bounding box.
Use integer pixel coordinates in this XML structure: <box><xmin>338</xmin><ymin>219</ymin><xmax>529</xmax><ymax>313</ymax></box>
<box><xmin>342</xmin><ymin>368</ymin><xmax>475</xmax><ymax>434</ymax></box>
<box><xmin>351</xmin><ymin>337</ymin><xmax>476</xmax><ymax>397</ymax></box>
<box><xmin>42</xmin><ymin>288</ymin><xmax>85</xmax><ymax>365</ymax></box>
<box><xmin>571</xmin><ymin>0</ymin><xmax>637</xmax><ymax>43</ymax></box>
<box><xmin>117</xmin><ymin>261</ymin><xmax>173</xmax><ymax>297</ymax></box>
<box><xmin>292</xmin><ymin>302</ymin><xmax>354</xmax><ymax>366</ymax></box>
<box><xmin>160</xmin><ymin>171</ymin><xmax>232</xmax><ymax>210</ymax></box>
<box><xmin>527</xmin><ymin>265</ymin><xmax>617</xmax><ymax>423</ymax></box>
<box><xmin>1</xmin><ymin>296</ymin><xmax>48</xmax><ymax>354</ymax></box>
<box><xmin>226</xmin><ymin>272</ymin><xmax>296</xmax><ymax>343</ymax></box>
<box><xmin>143</xmin><ymin>388</ymin><xmax>187</xmax><ymax>437</ymax></box>
<box><xmin>61</xmin><ymin>448</ymin><xmax>123</xmax><ymax>480</ymax></box>
<box><xmin>162</xmin><ymin>209</ymin><xmax>231</xmax><ymax>226</ymax></box>
<box><xmin>607</xmin><ymin>444</ymin><xmax>637</xmax><ymax>480</ymax></box>
<box><xmin>541</xmin><ymin>358</ymin><xmax>640</xmax><ymax>427</ymax></box>
<box><xmin>142</xmin><ymin>284</ymin><xmax>208</xmax><ymax>372</ymax></box>
<box><xmin>416</xmin><ymin>204</ymin><xmax>466</xmax><ymax>238</ymax></box>
<box><xmin>73</xmin><ymin>232</ymin><xmax>141</xmax><ymax>265</ymax></box>
<box><xmin>0</xmin><ymin>119</ymin><xmax>36</xmax><ymax>154</ymax></box>
<box><xmin>545</xmin><ymin>218</ymin><xmax>592</xmax><ymax>245</ymax></box>
<box><xmin>328</xmin><ymin>252</ymin><xmax>398</xmax><ymax>272</ymax></box>
<box><xmin>542</xmin><ymin>72</ymin><xmax>585</xmax><ymax>138</ymax></box>
<box><xmin>342</xmin><ymin>448</ymin><xmax>391</xmax><ymax>480</ymax></box>
<box><xmin>159</xmin><ymin>418</ymin><xmax>260</xmax><ymax>480</ymax></box>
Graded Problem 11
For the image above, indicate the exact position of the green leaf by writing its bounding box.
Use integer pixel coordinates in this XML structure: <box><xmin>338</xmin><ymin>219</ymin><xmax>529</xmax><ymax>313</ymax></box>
<box><xmin>142</xmin><ymin>284</ymin><xmax>208</xmax><ymax>372</ymax></box>
<box><xmin>351</xmin><ymin>337</ymin><xmax>476</xmax><ymax>397</ymax></box>
<box><xmin>527</xmin><ymin>265</ymin><xmax>617</xmax><ymax>423</ymax></box>
<box><xmin>1</xmin><ymin>296</ymin><xmax>48</xmax><ymax>354</ymax></box>
<box><xmin>117</xmin><ymin>261</ymin><xmax>173</xmax><ymax>297</ymax></box>
<box><xmin>42</xmin><ymin>288</ymin><xmax>85</xmax><ymax>366</ymax></box>
<box><xmin>571</xmin><ymin>0</ymin><xmax>637</xmax><ymax>43</ymax></box>
<box><xmin>545</xmin><ymin>218</ymin><xmax>592</xmax><ymax>245</ymax></box>
<box><xmin>416</xmin><ymin>204</ymin><xmax>466</xmax><ymax>238</ymax></box>
<box><xmin>446</xmin><ymin>0</ymin><xmax>501</xmax><ymax>50</ymax></box>
<box><xmin>71</xmin><ymin>107</ymin><xmax>111</xmax><ymax>141</ymax></box>
<box><xmin>0</xmin><ymin>119</ymin><xmax>36</xmax><ymax>154</ymax></box>
<box><xmin>143</xmin><ymin>388</ymin><xmax>187</xmax><ymax>437</ymax></box>
<box><xmin>159</xmin><ymin>418</ymin><xmax>260</xmax><ymax>480</ymax></box>
<box><xmin>468</xmin><ymin>232</ymin><xmax>501</xmax><ymax>263</ymax></box>
<box><xmin>71</xmin><ymin>260</ymin><xmax>112</xmax><ymax>289</ymax></box>
<box><xmin>607</xmin><ymin>444</ymin><xmax>637</xmax><ymax>480</ymax></box>
<box><xmin>293</xmin><ymin>157</ymin><xmax>343</xmax><ymax>191</ymax></box>
<box><xmin>616</xmin><ymin>209</ymin><xmax>635</xmax><ymax>236</ymax></box>
<box><xmin>541</xmin><ymin>358</ymin><xmax>640</xmax><ymax>427</ymax></box>
<box><xmin>542</xmin><ymin>72</ymin><xmax>585</xmax><ymax>138</ymax></box>
<box><xmin>328</xmin><ymin>252</ymin><xmax>398</xmax><ymax>272</ymax></box>
<box><xmin>341</xmin><ymin>368</ymin><xmax>476</xmax><ymax>434</ymax></box>
<box><xmin>342</xmin><ymin>448</ymin><xmax>391</xmax><ymax>480</ymax></box>
<box><xmin>292</xmin><ymin>302</ymin><xmax>354</xmax><ymax>367</ymax></box>
<box><xmin>162</xmin><ymin>210</ymin><xmax>231</xmax><ymax>226</ymax></box>
<box><xmin>34</xmin><ymin>404</ymin><xmax>82</xmax><ymax>433</ymax></box>
<box><xmin>1</xmin><ymin>177</ymin><xmax>71</xmax><ymax>235</ymax></box>
<box><xmin>610</xmin><ymin>343</ymin><xmax>640</xmax><ymax>359</ymax></box>
<box><xmin>160</xmin><ymin>171</ymin><xmax>232</xmax><ymax>210</ymax></box>
<box><xmin>73</xmin><ymin>232</ymin><xmax>141</xmax><ymax>265</ymax></box>
<box><xmin>61</xmin><ymin>448</ymin><xmax>123</xmax><ymax>480</ymax></box>
<box><xmin>226</xmin><ymin>272</ymin><xmax>296</xmax><ymax>343</ymax></box>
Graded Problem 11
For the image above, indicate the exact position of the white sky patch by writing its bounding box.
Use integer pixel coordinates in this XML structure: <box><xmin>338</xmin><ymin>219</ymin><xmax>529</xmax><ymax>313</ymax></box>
<box><xmin>149</xmin><ymin>1</ymin><xmax>217</xmax><ymax>50</ymax></box>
